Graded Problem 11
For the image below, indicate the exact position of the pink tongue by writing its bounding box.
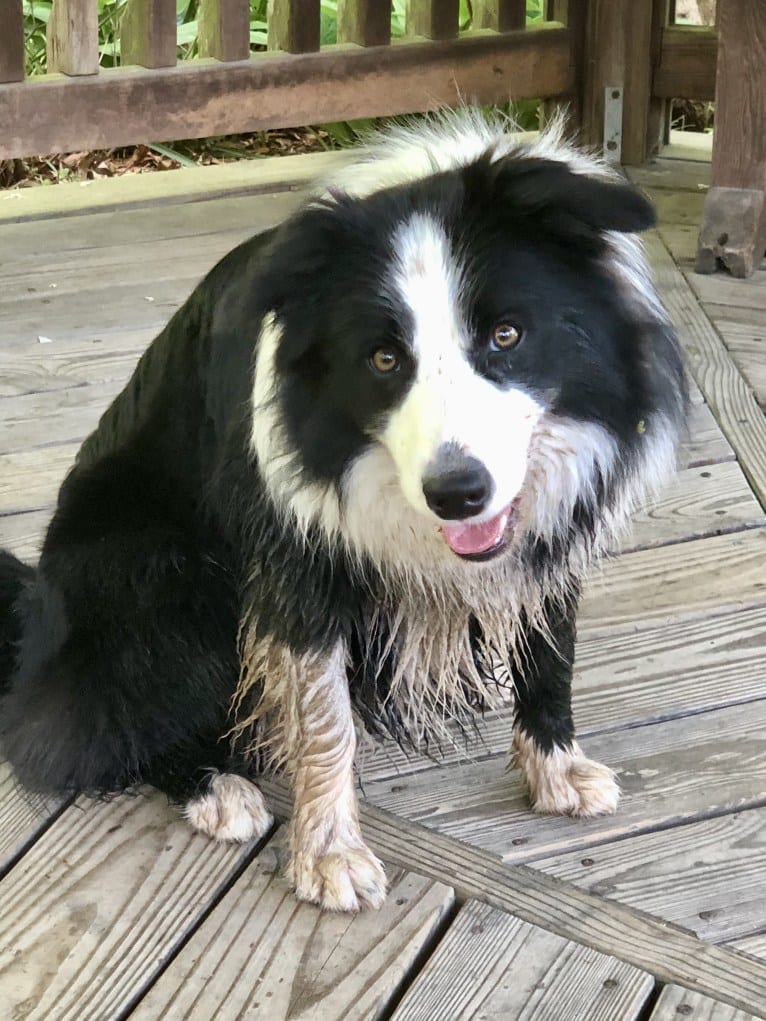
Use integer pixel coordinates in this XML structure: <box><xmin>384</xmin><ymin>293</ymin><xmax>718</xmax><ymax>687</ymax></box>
<box><xmin>441</xmin><ymin>507</ymin><xmax>510</xmax><ymax>556</ymax></box>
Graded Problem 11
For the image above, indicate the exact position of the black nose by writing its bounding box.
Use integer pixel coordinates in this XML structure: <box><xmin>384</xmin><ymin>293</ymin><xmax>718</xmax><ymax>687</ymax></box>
<box><xmin>422</xmin><ymin>454</ymin><xmax>494</xmax><ymax>520</ymax></box>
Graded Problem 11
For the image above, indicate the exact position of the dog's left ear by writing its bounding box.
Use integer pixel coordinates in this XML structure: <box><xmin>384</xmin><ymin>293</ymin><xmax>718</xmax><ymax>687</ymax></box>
<box><xmin>480</xmin><ymin>155</ymin><xmax>656</xmax><ymax>235</ymax></box>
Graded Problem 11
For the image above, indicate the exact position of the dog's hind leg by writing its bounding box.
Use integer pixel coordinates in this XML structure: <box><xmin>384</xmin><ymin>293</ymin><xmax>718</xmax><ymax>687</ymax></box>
<box><xmin>510</xmin><ymin>596</ymin><xmax>619</xmax><ymax>818</ymax></box>
<box><xmin>238</xmin><ymin>637</ymin><xmax>387</xmax><ymax>911</ymax></box>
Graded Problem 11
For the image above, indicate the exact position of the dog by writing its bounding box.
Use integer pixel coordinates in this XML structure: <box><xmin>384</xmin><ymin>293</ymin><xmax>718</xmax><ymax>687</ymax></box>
<box><xmin>0</xmin><ymin>111</ymin><xmax>686</xmax><ymax>912</ymax></box>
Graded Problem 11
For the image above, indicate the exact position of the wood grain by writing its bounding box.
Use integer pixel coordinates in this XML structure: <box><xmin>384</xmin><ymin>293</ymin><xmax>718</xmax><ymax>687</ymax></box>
<box><xmin>406</xmin><ymin>0</ymin><xmax>460</xmax><ymax>39</ymax></box>
<box><xmin>0</xmin><ymin>509</ymin><xmax>51</xmax><ymax>562</ymax></box>
<box><xmin>653</xmin><ymin>24</ymin><xmax>718</xmax><ymax>100</ymax></box>
<box><xmin>131</xmin><ymin>827</ymin><xmax>454</xmax><ymax>1021</ymax></box>
<box><xmin>0</xmin><ymin>27</ymin><xmax>573</xmax><ymax>160</ymax></box>
<box><xmin>46</xmin><ymin>0</ymin><xmax>99</xmax><ymax>76</ymax></box>
<box><xmin>391</xmin><ymin>899</ymin><xmax>653</xmax><ymax>1021</ymax></box>
<box><xmin>649</xmin><ymin>985</ymin><xmax>760</xmax><ymax>1021</ymax></box>
<box><xmin>260</xmin><ymin>779</ymin><xmax>766</xmax><ymax>1018</ymax></box>
<box><xmin>473</xmin><ymin>0</ymin><xmax>527</xmax><ymax>32</ymax></box>
<box><xmin>681</xmin><ymin>398</ymin><xmax>735</xmax><ymax>467</ymax></box>
<box><xmin>120</xmin><ymin>0</ymin><xmax>178</xmax><ymax>69</ymax></box>
<box><xmin>0</xmin><ymin>0</ymin><xmax>24</xmax><ymax>83</ymax></box>
<box><xmin>269</xmin><ymin>0</ymin><xmax>321</xmax><ymax>53</ymax></box>
<box><xmin>362</xmin><ymin>699</ymin><xmax>766</xmax><ymax>864</ymax></box>
<box><xmin>337</xmin><ymin>0</ymin><xmax>391</xmax><ymax>47</ymax></box>
<box><xmin>198</xmin><ymin>0</ymin><xmax>251</xmax><ymax>62</ymax></box>
<box><xmin>0</xmin><ymin>763</ymin><xmax>66</xmax><ymax>876</ymax></box>
<box><xmin>0</xmin><ymin>792</ymin><xmax>260</xmax><ymax>1020</ymax></box>
<box><xmin>535</xmin><ymin>807</ymin><xmax>766</xmax><ymax>943</ymax></box>
<box><xmin>732</xmin><ymin>934</ymin><xmax>766</xmax><ymax>962</ymax></box>
<box><xmin>0</xmin><ymin>444</ymin><xmax>79</xmax><ymax>515</ymax></box>
<box><xmin>648</xmin><ymin>233</ymin><xmax>766</xmax><ymax>510</ymax></box>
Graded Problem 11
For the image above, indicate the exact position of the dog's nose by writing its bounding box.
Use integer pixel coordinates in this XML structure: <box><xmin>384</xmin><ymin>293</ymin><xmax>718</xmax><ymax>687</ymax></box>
<box><xmin>422</xmin><ymin>453</ymin><xmax>494</xmax><ymax>520</ymax></box>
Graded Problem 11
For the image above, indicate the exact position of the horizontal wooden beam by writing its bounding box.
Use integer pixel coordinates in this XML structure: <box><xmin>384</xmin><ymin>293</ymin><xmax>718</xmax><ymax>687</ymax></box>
<box><xmin>0</xmin><ymin>27</ymin><xmax>572</xmax><ymax>160</ymax></box>
<box><xmin>653</xmin><ymin>24</ymin><xmax>717</xmax><ymax>100</ymax></box>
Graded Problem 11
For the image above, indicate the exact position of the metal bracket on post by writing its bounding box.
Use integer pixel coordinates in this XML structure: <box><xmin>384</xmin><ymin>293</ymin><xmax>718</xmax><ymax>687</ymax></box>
<box><xmin>604</xmin><ymin>86</ymin><xmax>623</xmax><ymax>164</ymax></box>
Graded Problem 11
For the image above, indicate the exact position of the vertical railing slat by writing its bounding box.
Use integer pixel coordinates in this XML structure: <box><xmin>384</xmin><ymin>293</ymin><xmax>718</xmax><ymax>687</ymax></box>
<box><xmin>46</xmin><ymin>0</ymin><xmax>100</xmax><ymax>75</ymax></box>
<box><xmin>268</xmin><ymin>0</ymin><xmax>321</xmax><ymax>53</ymax></box>
<box><xmin>406</xmin><ymin>0</ymin><xmax>460</xmax><ymax>40</ymax></box>
<box><xmin>121</xmin><ymin>0</ymin><xmax>178</xmax><ymax>68</ymax></box>
<box><xmin>199</xmin><ymin>0</ymin><xmax>251</xmax><ymax>61</ymax></box>
<box><xmin>0</xmin><ymin>0</ymin><xmax>25</xmax><ymax>82</ymax></box>
<box><xmin>473</xmin><ymin>0</ymin><xmax>527</xmax><ymax>32</ymax></box>
<box><xmin>337</xmin><ymin>0</ymin><xmax>391</xmax><ymax>47</ymax></box>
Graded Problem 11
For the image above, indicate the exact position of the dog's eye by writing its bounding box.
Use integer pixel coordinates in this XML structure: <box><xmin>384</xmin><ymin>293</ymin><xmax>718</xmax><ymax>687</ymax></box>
<box><xmin>490</xmin><ymin>323</ymin><xmax>522</xmax><ymax>351</ymax></box>
<box><xmin>370</xmin><ymin>347</ymin><xmax>400</xmax><ymax>374</ymax></box>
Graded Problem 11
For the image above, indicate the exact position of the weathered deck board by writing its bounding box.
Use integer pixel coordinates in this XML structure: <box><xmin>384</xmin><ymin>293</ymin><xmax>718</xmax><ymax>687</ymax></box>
<box><xmin>0</xmin><ymin>763</ymin><xmax>65</xmax><ymax>875</ymax></box>
<box><xmin>0</xmin><ymin>509</ymin><xmax>51</xmax><ymax>561</ymax></box>
<box><xmin>534</xmin><ymin>807</ymin><xmax>766</xmax><ymax>943</ymax></box>
<box><xmin>0</xmin><ymin>444</ymin><xmax>78</xmax><ymax>515</ymax></box>
<box><xmin>650</xmin><ymin>985</ymin><xmax>761</xmax><ymax>1021</ymax></box>
<box><xmin>262</xmin><ymin>779</ymin><xmax>766</xmax><ymax>1018</ymax></box>
<box><xmin>362</xmin><ymin>700</ymin><xmax>766</xmax><ymax>863</ymax></box>
<box><xmin>361</xmin><ymin>603</ymin><xmax>766</xmax><ymax>783</ymax></box>
<box><xmin>0</xmin><ymin>792</ymin><xmax>262</xmax><ymax>1021</ymax></box>
<box><xmin>131</xmin><ymin>827</ymin><xmax>453</xmax><ymax>1021</ymax></box>
<box><xmin>390</xmin><ymin>899</ymin><xmax>653</xmax><ymax>1021</ymax></box>
<box><xmin>733</xmin><ymin>934</ymin><xmax>766</xmax><ymax>960</ymax></box>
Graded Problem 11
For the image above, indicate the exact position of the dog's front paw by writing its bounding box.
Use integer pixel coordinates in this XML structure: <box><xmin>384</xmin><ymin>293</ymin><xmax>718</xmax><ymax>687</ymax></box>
<box><xmin>513</xmin><ymin>735</ymin><xmax>620</xmax><ymax>818</ymax></box>
<box><xmin>184</xmin><ymin>773</ymin><xmax>274</xmax><ymax>842</ymax></box>
<box><xmin>289</xmin><ymin>840</ymin><xmax>388</xmax><ymax>912</ymax></box>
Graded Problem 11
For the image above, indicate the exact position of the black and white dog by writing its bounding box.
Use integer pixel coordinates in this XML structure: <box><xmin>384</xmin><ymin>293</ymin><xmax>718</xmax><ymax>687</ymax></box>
<box><xmin>0</xmin><ymin>112</ymin><xmax>686</xmax><ymax>911</ymax></box>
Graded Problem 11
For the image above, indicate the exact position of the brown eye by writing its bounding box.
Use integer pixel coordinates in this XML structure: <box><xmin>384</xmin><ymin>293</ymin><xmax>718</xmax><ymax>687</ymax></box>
<box><xmin>491</xmin><ymin>323</ymin><xmax>522</xmax><ymax>350</ymax></box>
<box><xmin>370</xmin><ymin>348</ymin><xmax>400</xmax><ymax>374</ymax></box>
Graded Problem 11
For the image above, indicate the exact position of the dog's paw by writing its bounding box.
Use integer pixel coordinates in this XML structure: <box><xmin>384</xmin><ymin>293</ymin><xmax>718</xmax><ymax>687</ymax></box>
<box><xmin>184</xmin><ymin>773</ymin><xmax>274</xmax><ymax>842</ymax></box>
<box><xmin>289</xmin><ymin>841</ymin><xmax>388</xmax><ymax>912</ymax></box>
<box><xmin>513</xmin><ymin>735</ymin><xmax>620</xmax><ymax>818</ymax></box>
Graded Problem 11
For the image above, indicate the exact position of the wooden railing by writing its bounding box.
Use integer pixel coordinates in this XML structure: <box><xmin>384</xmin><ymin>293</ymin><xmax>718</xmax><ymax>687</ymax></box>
<box><xmin>0</xmin><ymin>0</ymin><xmax>718</xmax><ymax>164</ymax></box>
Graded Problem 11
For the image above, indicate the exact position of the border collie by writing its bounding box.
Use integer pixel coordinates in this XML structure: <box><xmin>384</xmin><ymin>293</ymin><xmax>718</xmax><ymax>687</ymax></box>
<box><xmin>0</xmin><ymin>112</ymin><xmax>686</xmax><ymax>911</ymax></box>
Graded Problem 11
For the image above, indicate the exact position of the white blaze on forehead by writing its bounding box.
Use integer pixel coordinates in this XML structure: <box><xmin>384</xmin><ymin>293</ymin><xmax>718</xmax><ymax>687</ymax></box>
<box><xmin>382</xmin><ymin>213</ymin><xmax>544</xmax><ymax>520</ymax></box>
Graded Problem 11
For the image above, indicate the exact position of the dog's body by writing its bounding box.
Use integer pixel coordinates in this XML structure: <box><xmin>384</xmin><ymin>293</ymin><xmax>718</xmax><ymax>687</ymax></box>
<box><xmin>0</xmin><ymin>113</ymin><xmax>686</xmax><ymax>911</ymax></box>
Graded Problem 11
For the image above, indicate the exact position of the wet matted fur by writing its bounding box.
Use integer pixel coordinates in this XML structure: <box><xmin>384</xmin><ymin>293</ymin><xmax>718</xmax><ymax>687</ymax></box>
<box><xmin>0</xmin><ymin>111</ymin><xmax>686</xmax><ymax>911</ymax></box>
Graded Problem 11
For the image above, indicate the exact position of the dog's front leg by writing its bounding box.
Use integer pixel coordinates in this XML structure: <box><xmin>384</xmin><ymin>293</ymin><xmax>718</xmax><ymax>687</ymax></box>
<box><xmin>283</xmin><ymin>642</ymin><xmax>387</xmax><ymax>912</ymax></box>
<box><xmin>511</xmin><ymin>595</ymin><xmax>619</xmax><ymax>818</ymax></box>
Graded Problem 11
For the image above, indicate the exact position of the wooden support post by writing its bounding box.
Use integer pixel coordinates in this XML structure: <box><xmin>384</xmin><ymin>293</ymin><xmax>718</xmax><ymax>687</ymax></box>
<box><xmin>473</xmin><ymin>0</ymin><xmax>526</xmax><ymax>32</ymax></box>
<box><xmin>199</xmin><ymin>0</ymin><xmax>251</xmax><ymax>61</ymax></box>
<box><xmin>268</xmin><ymin>0</ymin><xmax>321</xmax><ymax>53</ymax></box>
<box><xmin>646</xmin><ymin>0</ymin><xmax>672</xmax><ymax>157</ymax></box>
<box><xmin>696</xmin><ymin>0</ymin><xmax>766</xmax><ymax>278</ymax></box>
<box><xmin>47</xmin><ymin>0</ymin><xmax>99</xmax><ymax>76</ymax></box>
<box><xmin>0</xmin><ymin>0</ymin><xmax>25</xmax><ymax>83</ymax></box>
<box><xmin>578</xmin><ymin>0</ymin><xmax>660</xmax><ymax>164</ymax></box>
<box><xmin>121</xmin><ymin>0</ymin><xmax>178</xmax><ymax>68</ymax></box>
<box><xmin>337</xmin><ymin>0</ymin><xmax>391</xmax><ymax>47</ymax></box>
<box><xmin>406</xmin><ymin>0</ymin><xmax>460</xmax><ymax>40</ymax></box>
<box><xmin>543</xmin><ymin>0</ymin><xmax>585</xmax><ymax>131</ymax></box>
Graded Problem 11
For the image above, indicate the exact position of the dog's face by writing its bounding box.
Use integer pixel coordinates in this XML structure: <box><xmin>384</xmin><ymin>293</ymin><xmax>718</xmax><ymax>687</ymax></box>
<box><xmin>253</xmin><ymin>156</ymin><xmax>676</xmax><ymax>567</ymax></box>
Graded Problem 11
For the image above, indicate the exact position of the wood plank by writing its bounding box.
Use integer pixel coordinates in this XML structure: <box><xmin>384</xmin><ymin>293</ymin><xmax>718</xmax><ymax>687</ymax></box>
<box><xmin>337</xmin><ymin>0</ymin><xmax>391</xmax><ymax>47</ymax></box>
<box><xmin>0</xmin><ymin>381</ymin><xmax>124</xmax><ymax>456</ymax></box>
<box><xmin>268</xmin><ymin>0</ymin><xmax>322</xmax><ymax>52</ymax></box>
<box><xmin>650</xmin><ymin>985</ymin><xmax>760</xmax><ymax>1021</ymax></box>
<box><xmin>626</xmin><ymin>158</ymin><xmax>710</xmax><ymax>192</ymax></box>
<box><xmin>648</xmin><ymin>233</ymin><xmax>766</xmax><ymax>512</ymax></box>
<box><xmin>624</xmin><ymin>459</ymin><xmax>764</xmax><ymax>552</ymax></box>
<box><xmin>535</xmin><ymin>808</ymin><xmax>766</xmax><ymax>943</ymax></box>
<box><xmin>0</xmin><ymin>444</ymin><xmax>79</xmax><ymax>516</ymax></box>
<box><xmin>391</xmin><ymin>899</ymin><xmax>653</xmax><ymax>1021</ymax></box>
<box><xmin>120</xmin><ymin>0</ymin><xmax>178</xmax><ymax>69</ymax></box>
<box><xmin>198</xmin><ymin>0</ymin><xmax>251</xmax><ymax>62</ymax></box>
<box><xmin>580</xmin><ymin>529</ymin><xmax>766</xmax><ymax>638</ymax></box>
<box><xmin>0</xmin><ymin>762</ymin><xmax>66</xmax><ymax>876</ymax></box>
<box><xmin>649</xmin><ymin>187</ymin><xmax>706</xmax><ymax>225</ymax></box>
<box><xmin>359</xmin><ymin>602</ymin><xmax>766</xmax><ymax>783</ymax></box>
<box><xmin>0</xmin><ymin>0</ymin><xmax>24</xmax><ymax>83</ymax></box>
<box><xmin>0</xmin><ymin>791</ymin><xmax>261</xmax><ymax>1020</ymax></box>
<box><xmin>712</xmin><ymin>318</ymin><xmax>766</xmax><ymax>409</ymax></box>
<box><xmin>0</xmin><ymin>510</ymin><xmax>51</xmax><ymax>562</ymax></box>
<box><xmin>732</xmin><ymin>934</ymin><xmax>766</xmax><ymax>961</ymax></box>
<box><xmin>687</xmin><ymin>267</ymin><xmax>766</xmax><ymax>312</ymax></box>
<box><xmin>260</xmin><ymin>778</ymin><xmax>766</xmax><ymax>1018</ymax></box>
<box><xmin>681</xmin><ymin>398</ymin><xmax>735</xmax><ymax>467</ymax></box>
<box><xmin>131</xmin><ymin>827</ymin><xmax>454</xmax><ymax>1021</ymax></box>
<box><xmin>654</xmin><ymin>24</ymin><xmax>718</xmax><ymax>100</ymax></box>
<box><xmin>46</xmin><ymin>0</ymin><xmax>99</xmax><ymax>76</ymax></box>
<box><xmin>622</xmin><ymin>1</ymin><xmax>655</xmax><ymax>164</ymax></box>
<box><xmin>0</xmin><ymin>28</ymin><xmax>573</xmax><ymax>160</ymax></box>
<box><xmin>361</xmin><ymin>700</ymin><xmax>766</xmax><ymax>864</ymax></box>
<box><xmin>406</xmin><ymin>0</ymin><xmax>460</xmax><ymax>40</ymax></box>
<box><xmin>473</xmin><ymin>0</ymin><xmax>527</xmax><ymax>33</ymax></box>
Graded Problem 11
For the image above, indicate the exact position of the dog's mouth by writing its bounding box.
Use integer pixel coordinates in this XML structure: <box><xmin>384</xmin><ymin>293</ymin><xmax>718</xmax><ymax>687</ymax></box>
<box><xmin>440</xmin><ymin>501</ymin><xmax>518</xmax><ymax>562</ymax></box>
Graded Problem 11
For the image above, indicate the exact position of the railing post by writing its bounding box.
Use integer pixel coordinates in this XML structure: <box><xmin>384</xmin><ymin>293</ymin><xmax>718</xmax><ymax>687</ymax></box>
<box><xmin>473</xmin><ymin>0</ymin><xmax>526</xmax><ymax>32</ymax></box>
<box><xmin>646</xmin><ymin>0</ymin><xmax>673</xmax><ymax>158</ymax></box>
<box><xmin>46</xmin><ymin>0</ymin><xmax>99</xmax><ymax>75</ymax></box>
<box><xmin>0</xmin><ymin>0</ymin><xmax>25</xmax><ymax>83</ymax></box>
<box><xmin>696</xmin><ymin>0</ymin><xmax>766</xmax><ymax>278</ymax></box>
<box><xmin>121</xmin><ymin>0</ymin><xmax>178</xmax><ymax>68</ymax></box>
<box><xmin>198</xmin><ymin>0</ymin><xmax>251</xmax><ymax>61</ymax></box>
<box><xmin>337</xmin><ymin>0</ymin><xmax>391</xmax><ymax>47</ymax></box>
<box><xmin>406</xmin><ymin>0</ymin><xmax>460</xmax><ymax>40</ymax></box>
<box><xmin>268</xmin><ymin>0</ymin><xmax>322</xmax><ymax>53</ymax></box>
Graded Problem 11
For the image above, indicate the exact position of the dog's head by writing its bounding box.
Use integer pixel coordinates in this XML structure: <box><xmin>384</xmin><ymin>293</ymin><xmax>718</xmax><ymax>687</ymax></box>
<box><xmin>251</xmin><ymin>139</ymin><xmax>683</xmax><ymax>571</ymax></box>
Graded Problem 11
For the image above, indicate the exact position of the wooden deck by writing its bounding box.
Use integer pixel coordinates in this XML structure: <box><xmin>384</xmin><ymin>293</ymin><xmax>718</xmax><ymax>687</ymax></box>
<box><xmin>2</xmin><ymin>149</ymin><xmax>766</xmax><ymax>1020</ymax></box>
